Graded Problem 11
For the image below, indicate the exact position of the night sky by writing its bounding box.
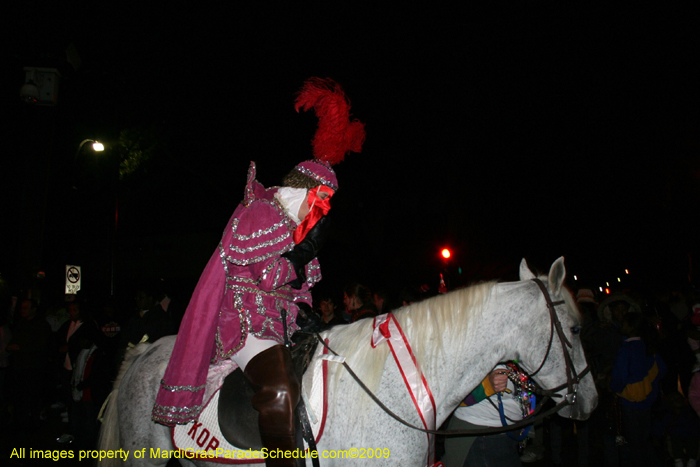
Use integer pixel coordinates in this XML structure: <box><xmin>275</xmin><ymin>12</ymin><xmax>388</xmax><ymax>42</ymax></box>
<box><xmin>2</xmin><ymin>2</ymin><xmax>699</xmax><ymax>306</ymax></box>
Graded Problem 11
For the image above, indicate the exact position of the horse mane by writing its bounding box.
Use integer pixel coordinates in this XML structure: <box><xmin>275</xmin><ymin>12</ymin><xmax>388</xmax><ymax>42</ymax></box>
<box><xmin>323</xmin><ymin>281</ymin><xmax>497</xmax><ymax>399</ymax></box>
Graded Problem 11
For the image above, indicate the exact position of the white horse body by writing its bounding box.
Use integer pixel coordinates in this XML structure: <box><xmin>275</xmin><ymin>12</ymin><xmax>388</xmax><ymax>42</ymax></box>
<box><xmin>101</xmin><ymin>257</ymin><xmax>597</xmax><ymax>467</ymax></box>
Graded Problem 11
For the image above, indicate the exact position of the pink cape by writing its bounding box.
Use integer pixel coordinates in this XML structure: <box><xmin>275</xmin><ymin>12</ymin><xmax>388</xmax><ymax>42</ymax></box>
<box><xmin>152</xmin><ymin>163</ymin><xmax>321</xmax><ymax>425</ymax></box>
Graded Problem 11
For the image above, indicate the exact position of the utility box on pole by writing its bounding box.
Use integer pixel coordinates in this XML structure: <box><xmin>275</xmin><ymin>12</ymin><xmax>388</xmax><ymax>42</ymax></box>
<box><xmin>21</xmin><ymin>67</ymin><xmax>60</xmax><ymax>106</ymax></box>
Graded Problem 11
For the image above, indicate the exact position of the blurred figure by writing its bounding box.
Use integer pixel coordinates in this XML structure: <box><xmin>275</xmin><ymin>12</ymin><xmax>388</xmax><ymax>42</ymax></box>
<box><xmin>316</xmin><ymin>295</ymin><xmax>343</xmax><ymax>325</ymax></box>
<box><xmin>343</xmin><ymin>283</ymin><xmax>377</xmax><ymax>323</ymax></box>
<box><xmin>653</xmin><ymin>391</ymin><xmax>699</xmax><ymax>467</ymax></box>
<box><xmin>546</xmin><ymin>287</ymin><xmax>596</xmax><ymax>466</ymax></box>
<box><xmin>56</xmin><ymin>299</ymin><xmax>100</xmax><ymax>439</ymax></box>
<box><xmin>442</xmin><ymin>364</ymin><xmax>525</xmax><ymax>467</ymax></box>
<box><xmin>0</xmin><ymin>305</ymin><xmax>12</xmax><ymax>418</ymax></box>
<box><xmin>372</xmin><ymin>287</ymin><xmax>391</xmax><ymax>314</ymax></box>
<box><xmin>119</xmin><ymin>282</ymin><xmax>177</xmax><ymax>352</ymax></box>
<box><xmin>67</xmin><ymin>332</ymin><xmax>110</xmax><ymax>448</ymax></box>
<box><xmin>687</xmin><ymin>295</ymin><xmax>700</xmax><ymax>421</ymax></box>
<box><xmin>7</xmin><ymin>299</ymin><xmax>51</xmax><ymax>428</ymax></box>
<box><xmin>589</xmin><ymin>293</ymin><xmax>640</xmax><ymax>467</ymax></box>
<box><xmin>95</xmin><ymin>296</ymin><xmax>122</xmax><ymax>380</ymax></box>
<box><xmin>610</xmin><ymin>312</ymin><xmax>666</xmax><ymax>467</ymax></box>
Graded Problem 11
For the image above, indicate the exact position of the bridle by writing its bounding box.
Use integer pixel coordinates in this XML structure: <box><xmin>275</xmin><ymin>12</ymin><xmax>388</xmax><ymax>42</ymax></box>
<box><xmin>528</xmin><ymin>278</ymin><xmax>589</xmax><ymax>407</ymax></box>
<box><xmin>313</xmin><ymin>278</ymin><xmax>591</xmax><ymax>436</ymax></box>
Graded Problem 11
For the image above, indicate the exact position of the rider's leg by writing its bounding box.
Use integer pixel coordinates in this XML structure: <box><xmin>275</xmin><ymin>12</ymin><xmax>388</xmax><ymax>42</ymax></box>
<box><xmin>243</xmin><ymin>344</ymin><xmax>301</xmax><ymax>467</ymax></box>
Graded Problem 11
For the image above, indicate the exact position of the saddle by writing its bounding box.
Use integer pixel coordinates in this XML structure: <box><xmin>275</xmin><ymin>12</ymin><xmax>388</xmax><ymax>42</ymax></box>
<box><xmin>217</xmin><ymin>332</ymin><xmax>320</xmax><ymax>449</ymax></box>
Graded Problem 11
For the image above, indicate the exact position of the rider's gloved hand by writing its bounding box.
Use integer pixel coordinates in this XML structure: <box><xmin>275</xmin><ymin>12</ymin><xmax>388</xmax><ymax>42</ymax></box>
<box><xmin>283</xmin><ymin>216</ymin><xmax>331</xmax><ymax>289</ymax></box>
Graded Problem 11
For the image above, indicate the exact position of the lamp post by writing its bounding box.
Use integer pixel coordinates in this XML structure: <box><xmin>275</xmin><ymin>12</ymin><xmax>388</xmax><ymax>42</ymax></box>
<box><xmin>72</xmin><ymin>139</ymin><xmax>104</xmax><ymax>189</ymax></box>
<box><xmin>71</xmin><ymin>139</ymin><xmax>117</xmax><ymax>296</ymax></box>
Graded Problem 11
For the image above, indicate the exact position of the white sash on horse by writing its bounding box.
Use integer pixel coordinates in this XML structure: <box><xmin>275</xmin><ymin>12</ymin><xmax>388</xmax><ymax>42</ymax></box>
<box><xmin>372</xmin><ymin>313</ymin><xmax>438</xmax><ymax>467</ymax></box>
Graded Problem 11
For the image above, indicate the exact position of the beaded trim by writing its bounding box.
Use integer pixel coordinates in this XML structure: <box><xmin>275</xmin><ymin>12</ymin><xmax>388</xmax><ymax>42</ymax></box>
<box><xmin>306</xmin><ymin>263</ymin><xmax>322</xmax><ymax>286</ymax></box>
<box><xmin>160</xmin><ymin>380</ymin><xmax>207</xmax><ymax>393</ymax></box>
<box><xmin>225</xmin><ymin>283</ymin><xmax>294</xmax><ymax>301</ymax></box>
<box><xmin>228</xmin><ymin>231</ymin><xmax>291</xmax><ymax>254</ymax></box>
<box><xmin>218</xmin><ymin>241</ymin><xmax>229</xmax><ymax>275</ymax></box>
<box><xmin>224</xmin><ymin>243</ymin><xmax>294</xmax><ymax>266</ymax></box>
<box><xmin>214</xmin><ymin>310</ymin><xmax>246</xmax><ymax>362</ymax></box>
<box><xmin>152</xmin><ymin>403</ymin><xmax>203</xmax><ymax>425</ymax></box>
<box><xmin>230</xmin><ymin>218</ymin><xmax>290</xmax><ymax>241</ymax></box>
<box><xmin>295</xmin><ymin>166</ymin><xmax>338</xmax><ymax>191</ymax></box>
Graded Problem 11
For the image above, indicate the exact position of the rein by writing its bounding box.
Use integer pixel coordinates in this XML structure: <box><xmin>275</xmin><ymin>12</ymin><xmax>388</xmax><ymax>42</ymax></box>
<box><xmin>312</xmin><ymin>278</ymin><xmax>590</xmax><ymax>437</ymax></box>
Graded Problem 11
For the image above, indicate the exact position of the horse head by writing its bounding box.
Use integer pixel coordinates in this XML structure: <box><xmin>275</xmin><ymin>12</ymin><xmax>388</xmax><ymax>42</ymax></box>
<box><xmin>515</xmin><ymin>257</ymin><xmax>598</xmax><ymax>420</ymax></box>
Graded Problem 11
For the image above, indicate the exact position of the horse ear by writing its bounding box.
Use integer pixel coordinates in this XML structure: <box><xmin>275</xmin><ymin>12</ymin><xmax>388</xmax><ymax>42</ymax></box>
<box><xmin>548</xmin><ymin>256</ymin><xmax>566</xmax><ymax>295</ymax></box>
<box><xmin>519</xmin><ymin>258</ymin><xmax>536</xmax><ymax>281</ymax></box>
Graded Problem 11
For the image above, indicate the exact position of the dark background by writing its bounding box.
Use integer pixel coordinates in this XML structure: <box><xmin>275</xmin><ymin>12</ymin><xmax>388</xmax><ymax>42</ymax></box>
<box><xmin>2</xmin><ymin>2</ymin><xmax>699</xmax><ymax>308</ymax></box>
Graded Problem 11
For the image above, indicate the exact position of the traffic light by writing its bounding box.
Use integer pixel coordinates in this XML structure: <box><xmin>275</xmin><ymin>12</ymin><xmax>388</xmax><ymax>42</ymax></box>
<box><xmin>441</xmin><ymin>248</ymin><xmax>451</xmax><ymax>260</ymax></box>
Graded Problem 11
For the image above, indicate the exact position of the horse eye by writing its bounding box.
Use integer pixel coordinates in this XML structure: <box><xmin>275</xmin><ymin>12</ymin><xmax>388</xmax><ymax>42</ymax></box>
<box><xmin>571</xmin><ymin>326</ymin><xmax>580</xmax><ymax>335</ymax></box>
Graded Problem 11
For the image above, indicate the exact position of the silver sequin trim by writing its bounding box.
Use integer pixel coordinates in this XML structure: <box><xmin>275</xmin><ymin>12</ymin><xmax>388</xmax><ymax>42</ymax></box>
<box><xmin>225</xmin><ymin>243</ymin><xmax>294</xmax><ymax>266</ymax></box>
<box><xmin>160</xmin><ymin>380</ymin><xmax>206</xmax><ymax>393</ymax></box>
<box><xmin>231</xmin><ymin>217</ymin><xmax>290</xmax><ymax>241</ymax></box>
<box><xmin>218</xmin><ymin>241</ymin><xmax>229</xmax><ymax>275</ymax></box>
<box><xmin>295</xmin><ymin>166</ymin><xmax>338</xmax><ymax>191</ymax></box>
<box><xmin>273</xmin><ymin>261</ymin><xmax>283</xmax><ymax>288</ymax></box>
<box><xmin>228</xmin><ymin>231</ymin><xmax>291</xmax><ymax>254</ymax></box>
<box><xmin>255</xmin><ymin>293</ymin><xmax>266</xmax><ymax>316</ymax></box>
<box><xmin>225</xmin><ymin>283</ymin><xmax>294</xmax><ymax>300</ymax></box>
<box><xmin>152</xmin><ymin>403</ymin><xmax>203</xmax><ymax>424</ymax></box>
<box><xmin>261</xmin><ymin>262</ymin><xmax>275</xmax><ymax>283</ymax></box>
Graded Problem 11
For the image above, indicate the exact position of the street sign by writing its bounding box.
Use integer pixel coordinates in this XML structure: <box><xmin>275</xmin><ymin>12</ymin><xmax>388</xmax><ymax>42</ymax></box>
<box><xmin>65</xmin><ymin>265</ymin><xmax>81</xmax><ymax>294</ymax></box>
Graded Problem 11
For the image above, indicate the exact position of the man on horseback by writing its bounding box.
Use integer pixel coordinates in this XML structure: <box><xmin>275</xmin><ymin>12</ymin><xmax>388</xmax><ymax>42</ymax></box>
<box><xmin>151</xmin><ymin>78</ymin><xmax>365</xmax><ymax>467</ymax></box>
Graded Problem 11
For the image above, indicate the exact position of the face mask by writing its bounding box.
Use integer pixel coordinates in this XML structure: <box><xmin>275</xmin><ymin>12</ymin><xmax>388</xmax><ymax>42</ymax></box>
<box><xmin>276</xmin><ymin>187</ymin><xmax>308</xmax><ymax>224</ymax></box>
<box><xmin>293</xmin><ymin>185</ymin><xmax>334</xmax><ymax>244</ymax></box>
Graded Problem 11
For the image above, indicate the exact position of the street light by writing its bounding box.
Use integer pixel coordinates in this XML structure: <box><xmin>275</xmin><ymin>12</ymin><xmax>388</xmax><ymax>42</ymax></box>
<box><xmin>74</xmin><ymin>139</ymin><xmax>104</xmax><ymax>163</ymax></box>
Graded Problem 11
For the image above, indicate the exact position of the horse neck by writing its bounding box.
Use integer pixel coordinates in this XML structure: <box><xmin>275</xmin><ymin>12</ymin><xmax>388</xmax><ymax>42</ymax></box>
<box><xmin>419</xmin><ymin>282</ymin><xmax>525</xmax><ymax>423</ymax></box>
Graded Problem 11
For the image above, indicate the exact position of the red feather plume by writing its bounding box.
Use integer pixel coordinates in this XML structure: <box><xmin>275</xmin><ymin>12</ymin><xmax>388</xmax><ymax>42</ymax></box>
<box><xmin>294</xmin><ymin>77</ymin><xmax>366</xmax><ymax>165</ymax></box>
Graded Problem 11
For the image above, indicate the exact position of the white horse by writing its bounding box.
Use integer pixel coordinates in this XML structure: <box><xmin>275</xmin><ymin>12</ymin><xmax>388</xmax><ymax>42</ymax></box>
<box><xmin>98</xmin><ymin>257</ymin><xmax>597</xmax><ymax>466</ymax></box>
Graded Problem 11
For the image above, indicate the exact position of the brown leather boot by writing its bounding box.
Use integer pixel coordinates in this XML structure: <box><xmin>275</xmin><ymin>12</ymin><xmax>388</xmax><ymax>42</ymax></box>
<box><xmin>244</xmin><ymin>345</ymin><xmax>303</xmax><ymax>467</ymax></box>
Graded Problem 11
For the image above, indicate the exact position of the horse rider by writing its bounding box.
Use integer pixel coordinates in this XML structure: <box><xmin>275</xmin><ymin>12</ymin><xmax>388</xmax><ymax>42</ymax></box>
<box><xmin>151</xmin><ymin>77</ymin><xmax>365</xmax><ymax>467</ymax></box>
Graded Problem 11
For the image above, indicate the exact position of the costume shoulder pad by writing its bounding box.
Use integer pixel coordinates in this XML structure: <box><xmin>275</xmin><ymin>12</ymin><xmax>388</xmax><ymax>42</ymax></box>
<box><xmin>224</xmin><ymin>199</ymin><xmax>296</xmax><ymax>266</ymax></box>
<box><xmin>243</xmin><ymin>161</ymin><xmax>273</xmax><ymax>205</ymax></box>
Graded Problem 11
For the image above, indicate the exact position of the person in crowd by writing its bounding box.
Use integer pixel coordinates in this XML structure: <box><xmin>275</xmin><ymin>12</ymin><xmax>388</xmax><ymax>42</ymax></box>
<box><xmin>56</xmin><ymin>300</ymin><xmax>100</xmax><ymax>427</ymax></box>
<box><xmin>686</xmin><ymin>294</ymin><xmax>700</xmax><ymax>420</ymax></box>
<box><xmin>610</xmin><ymin>311</ymin><xmax>667</xmax><ymax>467</ymax></box>
<box><xmin>545</xmin><ymin>287</ymin><xmax>597</xmax><ymax>466</ymax></box>
<box><xmin>589</xmin><ymin>293</ymin><xmax>639</xmax><ymax>467</ymax></box>
<box><xmin>6</xmin><ymin>299</ymin><xmax>51</xmax><ymax>428</ymax></box>
<box><xmin>343</xmin><ymin>282</ymin><xmax>378</xmax><ymax>323</ymax></box>
<box><xmin>119</xmin><ymin>282</ymin><xmax>177</xmax><ymax>352</ymax></box>
<box><xmin>653</xmin><ymin>391</ymin><xmax>699</xmax><ymax>467</ymax></box>
<box><xmin>0</xmin><ymin>306</ymin><xmax>11</xmax><ymax>418</ymax></box>
<box><xmin>654</xmin><ymin>286</ymin><xmax>695</xmax><ymax>398</ymax></box>
<box><xmin>316</xmin><ymin>295</ymin><xmax>343</xmax><ymax>326</ymax></box>
<box><xmin>65</xmin><ymin>331</ymin><xmax>110</xmax><ymax>448</ymax></box>
<box><xmin>398</xmin><ymin>286</ymin><xmax>422</xmax><ymax>307</ymax></box>
<box><xmin>442</xmin><ymin>364</ymin><xmax>527</xmax><ymax>467</ymax></box>
<box><xmin>373</xmin><ymin>287</ymin><xmax>391</xmax><ymax>314</ymax></box>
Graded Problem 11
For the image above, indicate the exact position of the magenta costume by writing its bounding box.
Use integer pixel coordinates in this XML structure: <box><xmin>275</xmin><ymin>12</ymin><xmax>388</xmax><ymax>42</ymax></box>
<box><xmin>152</xmin><ymin>162</ymin><xmax>321</xmax><ymax>426</ymax></box>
